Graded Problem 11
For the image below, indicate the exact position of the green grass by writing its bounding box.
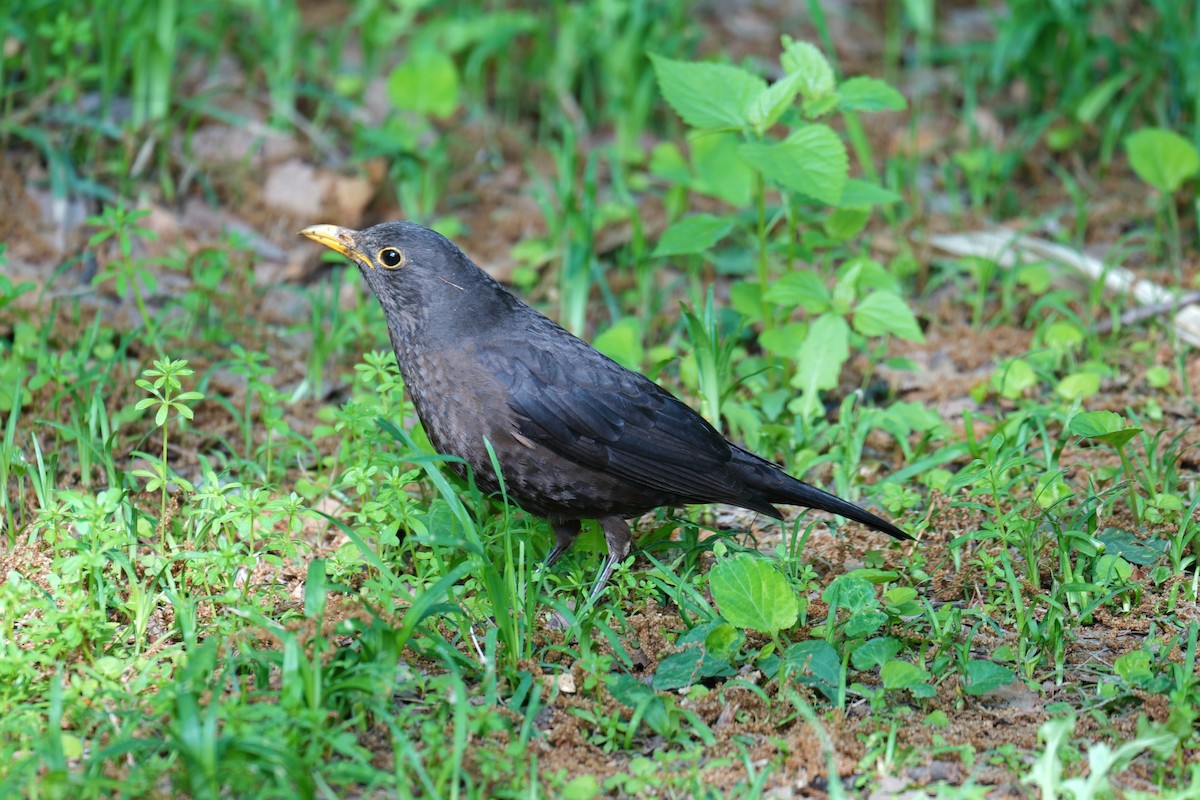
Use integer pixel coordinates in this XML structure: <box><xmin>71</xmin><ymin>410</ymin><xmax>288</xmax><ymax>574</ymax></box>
<box><xmin>2</xmin><ymin>1</ymin><xmax>1199</xmax><ymax>797</ymax></box>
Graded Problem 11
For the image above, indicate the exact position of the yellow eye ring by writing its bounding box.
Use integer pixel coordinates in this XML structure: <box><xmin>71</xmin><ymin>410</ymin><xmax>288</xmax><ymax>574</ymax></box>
<box><xmin>378</xmin><ymin>248</ymin><xmax>405</xmax><ymax>269</ymax></box>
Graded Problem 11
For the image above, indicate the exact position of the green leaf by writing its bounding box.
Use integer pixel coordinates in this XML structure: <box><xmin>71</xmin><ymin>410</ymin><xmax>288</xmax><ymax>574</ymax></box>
<box><xmin>758</xmin><ymin>321</ymin><xmax>807</xmax><ymax>358</ymax></box>
<box><xmin>709</xmin><ymin>552</ymin><xmax>798</xmax><ymax>634</ymax></box>
<box><xmin>852</xmin><ymin>291</ymin><xmax>924</xmax><ymax>341</ymax></box>
<box><xmin>883</xmin><ymin>586</ymin><xmax>920</xmax><ymax>616</ymax></box>
<box><xmin>704</xmin><ymin>622</ymin><xmax>741</xmax><ymax>661</ymax></box>
<box><xmin>387</xmin><ymin>49</ymin><xmax>460</xmax><ymax>118</ymax></box>
<box><xmin>1044</xmin><ymin>320</ymin><xmax>1084</xmax><ymax>350</ymax></box>
<box><xmin>592</xmin><ymin>317</ymin><xmax>644</xmax><ymax>370</ymax></box>
<box><xmin>1069</xmin><ymin>410</ymin><xmax>1142</xmax><ymax>448</ymax></box>
<box><xmin>748</xmin><ymin>71</ymin><xmax>805</xmax><ymax>134</ymax></box>
<box><xmin>729</xmin><ymin>281</ymin><xmax>764</xmax><ymax>322</ymax></box>
<box><xmin>843</xmin><ymin>610</ymin><xmax>887</xmax><ymax>639</ymax></box>
<box><xmin>1145</xmin><ymin>366</ymin><xmax>1171</xmax><ymax>388</ymax></box>
<box><xmin>304</xmin><ymin>559</ymin><xmax>328</xmax><ymax>618</ymax></box>
<box><xmin>1125</xmin><ymin>128</ymin><xmax>1200</xmax><ymax>193</ymax></box>
<box><xmin>837</xmin><ymin>76</ymin><xmax>907</xmax><ymax>111</ymax></box>
<box><xmin>779</xmin><ymin>37</ymin><xmax>835</xmax><ymax>101</ymax></box>
<box><xmin>881</xmin><ymin>660</ymin><xmax>932</xmax><ymax>693</ymax></box>
<box><xmin>562</xmin><ymin>774</ymin><xmax>601</xmax><ymax>800</ymax></box>
<box><xmin>1055</xmin><ymin>372</ymin><xmax>1101</xmax><ymax>401</ymax></box>
<box><xmin>737</xmin><ymin>125</ymin><xmax>847</xmax><ymax>205</ymax></box>
<box><xmin>1095</xmin><ymin>530</ymin><xmax>1167</xmax><ymax>566</ymax></box>
<box><xmin>648</xmin><ymin>142</ymin><xmax>691</xmax><ymax>184</ymax></box>
<box><xmin>837</xmin><ymin>178</ymin><xmax>901</xmax><ymax>207</ymax></box>
<box><xmin>850</xmin><ymin>636</ymin><xmax>902</xmax><ymax>671</ymax></box>
<box><xmin>1113</xmin><ymin>650</ymin><xmax>1153</xmax><ymax>684</ymax></box>
<box><xmin>791</xmin><ymin>313</ymin><xmax>850</xmax><ymax>418</ymax></box>
<box><xmin>652</xmin><ymin>646</ymin><xmax>735</xmax><ymax>691</ymax></box>
<box><xmin>824</xmin><ymin>208</ymin><xmax>871</xmax><ymax>242</ymax></box>
<box><xmin>652</xmin><ymin>214</ymin><xmax>735</xmax><ymax>257</ymax></box>
<box><xmin>692</xmin><ymin>133</ymin><xmax>757</xmax><ymax>206</ymax></box>
<box><xmin>822</xmin><ymin>574</ymin><xmax>877</xmax><ymax>614</ymax></box>
<box><xmin>650</xmin><ymin>53</ymin><xmax>764</xmax><ymax>130</ymax></box>
<box><xmin>763</xmin><ymin>271</ymin><xmax>829</xmax><ymax>312</ymax></box>
<box><xmin>991</xmin><ymin>358</ymin><xmax>1037</xmax><ymax>400</ymax></box>
<box><xmin>1076</xmin><ymin>71</ymin><xmax>1132</xmax><ymax>124</ymax></box>
<box><xmin>780</xmin><ymin>640</ymin><xmax>841</xmax><ymax>702</ymax></box>
<box><xmin>963</xmin><ymin>659</ymin><xmax>1016</xmax><ymax>695</ymax></box>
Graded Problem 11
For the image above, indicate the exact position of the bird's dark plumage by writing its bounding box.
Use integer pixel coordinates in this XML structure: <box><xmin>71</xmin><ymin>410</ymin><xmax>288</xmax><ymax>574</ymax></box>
<box><xmin>301</xmin><ymin>221</ymin><xmax>911</xmax><ymax>598</ymax></box>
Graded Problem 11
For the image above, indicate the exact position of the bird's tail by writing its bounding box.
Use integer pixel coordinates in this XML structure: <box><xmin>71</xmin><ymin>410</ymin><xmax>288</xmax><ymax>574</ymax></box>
<box><xmin>731</xmin><ymin>447</ymin><xmax>911</xmax><ymax>540</ymax></box>
<box><xmin>769</xmin><ymin>475</ymin><xmax>911</xmax><ymax>540</ymax></box>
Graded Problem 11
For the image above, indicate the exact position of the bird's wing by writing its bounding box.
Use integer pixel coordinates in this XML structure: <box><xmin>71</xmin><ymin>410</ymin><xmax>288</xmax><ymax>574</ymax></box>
<box><xmin>479</xmin><ymin>330</ymin><xmax>765</xmax><ymax>507</ymax></box>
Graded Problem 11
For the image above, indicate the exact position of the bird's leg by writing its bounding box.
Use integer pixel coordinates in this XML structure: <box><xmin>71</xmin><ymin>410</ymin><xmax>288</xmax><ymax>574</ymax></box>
<box><xmin>544</xmin><ymin>519</ymin><xmax>581</xmax><ymax>567</ymax></box>
<box><xmin>588</xmin><ymin>516</ymin><xmax>632</xmax><ymax>600</ymax></box>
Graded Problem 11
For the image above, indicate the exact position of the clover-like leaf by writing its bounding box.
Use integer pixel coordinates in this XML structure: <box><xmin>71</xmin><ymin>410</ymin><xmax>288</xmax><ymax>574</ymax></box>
<box><xmin>709</xmin><ymin>552</ymin><xmax>798</xmax><ymax>635</ymax></box>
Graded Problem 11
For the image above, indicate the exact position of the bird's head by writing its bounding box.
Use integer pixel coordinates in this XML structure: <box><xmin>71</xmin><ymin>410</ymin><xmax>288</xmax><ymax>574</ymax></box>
<box><xmin>300</xmin><ymin>221</ymin><xmax>502</xmax><ymax>328</ymax></box>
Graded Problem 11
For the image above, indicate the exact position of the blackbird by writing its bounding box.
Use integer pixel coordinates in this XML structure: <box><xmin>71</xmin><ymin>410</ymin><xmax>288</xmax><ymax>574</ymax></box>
<box><xmin>301</xmin><ymin>222</ymin><xmax>911</xmax><ymax>599</ymax></box>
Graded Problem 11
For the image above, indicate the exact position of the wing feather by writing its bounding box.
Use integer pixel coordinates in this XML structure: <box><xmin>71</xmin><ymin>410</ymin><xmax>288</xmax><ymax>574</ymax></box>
<box><xmin>478</xmin><ymin>330</ymin><xmax>752</xmax><ymax>504</ymax></box>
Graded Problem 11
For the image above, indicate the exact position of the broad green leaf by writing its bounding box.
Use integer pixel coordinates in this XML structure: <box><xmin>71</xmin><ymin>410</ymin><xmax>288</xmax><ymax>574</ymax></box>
<box><xmin>843</xmin><ymin>610</ymin><xmax>887</xmax><ymax>639</ymax></box>
<box><xmin>1044</xmin><ymin>320</ymin><xmax>1084</xmax><ymax>350</ymax></box>
<box><xmin>648</xmin><ymin>142</ymin><xmax>691</xmax><ymax>184</ymax></box>
<box><xmin>991</xmin><ymin>357</ymin><xmax>1036</xmax><ymax>399</ymax></box>
<box><xmin>850</xmin><ymin>636</ymin><xmax>902</xmax><ymax>671</ymax></box>
<box><xmin>791</xmin><ymin>314</ymin><xmax>850</xmax><ymax>417</ymax></box>
<box><xmin>561</xmin><ymin>775</ymin><xmax>600</xmax><ymax>800</ymax></box>
<box><xmin>885</xmin><ymin>400</ymin><xmax>945</xmax><ymax>434</ymax></box>
<box><xmin>1125</xmin><ymin>128</ymin><xmax>1200</xmax><ymax>193</ymax></box>
<box><xmin>1095</xmin><ymin>553</ymin><xmax>1133</xmax><ymax>583</ymax></box>
<box><xmin>1113</xmin><ymin>650</ymin><xmax>1153</xmax><ymax>684</ymax></box>
<box><xmin>738</xmin><ymin>125</ymin><xmax>847</xmax><ymax>205</ymax></box>
<box><xmin>592</xmin><ymin>317</ymin><xmax>644</xmax><ymax>370</ymax></box>
<box><xmin>729</xmin><ymin>281</ymin><xmax>764</xmax><ymax>322</ymax></box>
<box><xmin>763</xmin><ymin>270</ymin><xmax>829</xmax><ymax>312</ymax></box>
<box><xmin>780</xmin><ymin>37</ymin><xmax>834</xmax><ymax>100</ymax></box>
<box><xmin>781</xmin><ymin>640</ymin><xmax>841</xmax><ymax>702</ymax></box>
<box><xmin>842</xmin><ymin>256</ymin><xmax>900</xmax><ymax>294</ymax></box>
<box><xmin>704</xmin><ymin>622</ymin><xmax>742</xmax><ymax>661</ymax></box>
<box><xmin>837</xmin><ymin>76</ymin><xmax>907</xmax><ymax>111</ymax></box>
<box><xmin>749</xmin><ymin>71</ymin><xmax>805</xmax><ymax>134</ymax></box>
<box><xmin>387</xmin><ymin>49</ymin><xmax>460</xmax><ymax>118</ymax></box>
<box><xmin>963</xmin><ymin>659</ymin><xmax>1016</xmax><ymax>695</ymax></box>
<box><xmin>824</xmin><ymin>207</ymin><xmax>870</xmax><ymax>242</ymax></box>
<box><xmin>1095</xmin><ymin>529</ymin><xmax>1167</xmax><ymax>566</ymax></box>
<box><xmin>837</xmin><ymin>178</ymin><xmax>902</xmax><ymax>207</ymax></box>
<box><xmin>650</xmin><ymin>53</ymin><xmax>764</xmax><ymax>130</ymax></box>
<box><xmin>652</xmin><ymin>646</ymin><xmax>736</xmax><ymax>690</ymax></box>
<box><xmin>1145</xmin><ymin>366</ymin><xmax>1171</xmax><ymax>388</ymax></box>
<box><xmin>758</xmin><ymin>321</ymin><xmax>807</xmax><ymax>358</ymax></box>
<box><xmin>652</xmin><ymin>214</ymin><xmax>734</xmax><ymax>257</ymax></box>
<box><xmin>852</xmin><ymin>291</ymin><xmax>924</xmax><ymax>341</ymax></box>
<box><xmin>692</xmin><ymin>133</ymin><xmax>757</xmax><ymax>206</ymax></box>
<box><xmin>709</xmin><ymin>553</ymin><xmax>798</xmax><ymax>634</ymax></box>
<box><xmin>822</xmin><ymin>574</ymin><xmax>876</xmax><ymax>613</ymax></box>
<box><xmin>1055</xmin><ymin>372</ymin><xmax>1101</xmax><ymax>401</ymax></box>
<box><xmin>1015</xmin><ymin>261</ymin><xmax>1052</xmax><ymax>293</ymax></box>
<box><xmin>881</xmin><ymin>659</ymin><xmax>933</xmax><ymax>694</ymax></box>
<box><xmin>1035</xmin><ymin>472</ymin><xmax>1072</xmax><ymax>508</ymax></box>
<box><xmin>883</xmin><ymin>586</ymin><xmax>920</xmax><ymax>616</ymax></box>
<box><xmin>1069</xmin><ymin>410</ymin><xmax>1142</xmax><ymax>448</ymax></box>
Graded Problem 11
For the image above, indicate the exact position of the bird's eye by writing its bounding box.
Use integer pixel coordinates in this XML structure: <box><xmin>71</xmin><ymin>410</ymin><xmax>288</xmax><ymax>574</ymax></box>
<box><xmin>378</xmin><ymin>248</ymin><xmax>404</xmax><ymax>269</ymax></box>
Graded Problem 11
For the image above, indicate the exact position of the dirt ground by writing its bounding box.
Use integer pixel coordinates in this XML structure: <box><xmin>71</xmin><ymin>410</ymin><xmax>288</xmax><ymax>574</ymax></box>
<box><xmin>3</xmin><ymin>0</ymin><xmax>1198</xmax><ymax>795</ymax></box>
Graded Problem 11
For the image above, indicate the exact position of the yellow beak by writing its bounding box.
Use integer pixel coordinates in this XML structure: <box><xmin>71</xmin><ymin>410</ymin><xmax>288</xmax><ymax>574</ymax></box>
<box><xmin>299</xmin><ymin>224</ymin><xmax>360</xmax><ymax>261</ymax></box>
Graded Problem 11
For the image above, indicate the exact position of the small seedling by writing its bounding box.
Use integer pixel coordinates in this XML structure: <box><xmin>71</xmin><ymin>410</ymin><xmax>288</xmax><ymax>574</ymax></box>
<box><xmin>1069</xmin><ymin>410</ymin><xmax>1145</xmax><ymax>527</ymax></box>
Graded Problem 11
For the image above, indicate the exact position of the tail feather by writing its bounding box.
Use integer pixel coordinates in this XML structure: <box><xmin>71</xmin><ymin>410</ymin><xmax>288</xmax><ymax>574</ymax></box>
<box><xmin>730</xmin><ymin>447</ymin><xmax>911</xmax><ymax>540</ymax></box>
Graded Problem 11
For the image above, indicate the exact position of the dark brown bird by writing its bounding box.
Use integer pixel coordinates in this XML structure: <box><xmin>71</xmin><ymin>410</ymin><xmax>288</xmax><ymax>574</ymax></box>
<box><xmin>301</xmin><ymin>222</ymin><xmax>911</xmax><ymax>599</ymax></box>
